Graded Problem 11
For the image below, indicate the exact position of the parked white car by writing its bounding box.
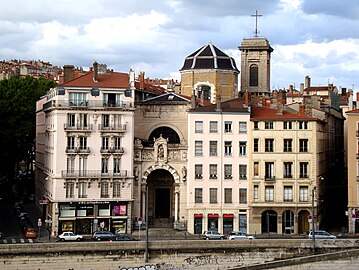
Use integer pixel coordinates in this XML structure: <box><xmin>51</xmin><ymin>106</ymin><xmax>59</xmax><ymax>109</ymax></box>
<box><xmin>228</xmin><ymin>231</ymin><xmax>255</xmax><ymax>240</ymax></box>
<box><xmin>58</xmin><ymin>232</ymin><xmax>83</xmax><ymax>241</ymax></box>
<box><xmin>307</xmin><ymin>230</ymin><xmax>336</xmax><ymax>239</ymax></box>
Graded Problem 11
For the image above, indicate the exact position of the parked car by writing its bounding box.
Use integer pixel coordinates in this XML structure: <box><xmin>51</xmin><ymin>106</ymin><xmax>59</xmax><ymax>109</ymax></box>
<box><xmin>110</xmin><ymin>235</ymin><xmax>138</xmax><ymax>241</ymax></box>
<box><xmin>307</xmin><ymin>230</ymin><xmax>337</xmax><ymax>239</ymax></box>
<box><xmin>25</xmin><ymin>227</ymin><xmax>37</xmax><ymax>239</ymax></box>
<box><xmin>58</xmin><ymin>232</ymin><xmax>83</xmax><ymax>241</ymax></box>
<box><xmin>92</xmin><ymin>231</ymin><xmax>115</xmax><ymax>241</ymax></box>
<box><xmin>228</xmin><ymin>231</ymin><xmax>255</xmax><ymax>240</ymax></box>
<box><xmin>202</xmin><ymin>230</ymin><xmax>225</xmax><ymax>240</ymax></box>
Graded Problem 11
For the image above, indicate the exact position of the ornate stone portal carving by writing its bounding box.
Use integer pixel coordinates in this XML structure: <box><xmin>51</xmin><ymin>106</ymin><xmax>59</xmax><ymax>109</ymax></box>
<box><xmin>154</xmin><ymin>134</ymin><xmax>168</xmax><ymax>163</ymax></box>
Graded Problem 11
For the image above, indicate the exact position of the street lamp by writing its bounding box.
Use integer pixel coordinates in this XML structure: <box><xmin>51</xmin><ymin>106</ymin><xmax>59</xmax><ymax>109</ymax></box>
<box><xmin>311</xmin><ymin>186</ymin><xmax>316</xmax><ymax>253</ymax></box>
<box><xmin>145</xmin><ymin>185</ymin><xmax>149</xmax><ymax>262</ymax></box>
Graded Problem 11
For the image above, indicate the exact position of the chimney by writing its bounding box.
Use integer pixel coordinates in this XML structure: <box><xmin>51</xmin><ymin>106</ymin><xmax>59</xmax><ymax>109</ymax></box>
<box><xmin>63</xmin><ymin>65</ymin><xmax>74</xmax><ymax>83</ymax></box>
<box><xmin>129</xmin><ymin>68</ymin><xmax>135</xmax><ymax>89</ymax></box>
<box><xmin>215</xmin><ymin>95</ymin><xmax>222</xmax><ymax>111</ymax></box>
<box><xmin>300</xmin><ymin>83</ymin><xmax>304</xmax><ymax>94</ymax></box>
<box><xmin>289</xmin><ymin>85</ymin><xmax>293</xmax><ymax>94</ymax></box>
<box><xmin>139</xmin><ymin>71</ymin><xmax>145</xmax><ymax>90</ymax></box>
<box><xmin>191</xmin><ymin>90</ymin><xmax>197</xmax><ymax>109</ymax></box>
<box><xmin>93</xmin><ymin>61</ymin><xmax>98</xmax><ymax>82</ymax></box>
<box><xmin>305</xmin><ymin>76</ymin><xmax>311</xmax><ymax>89</ymax></box>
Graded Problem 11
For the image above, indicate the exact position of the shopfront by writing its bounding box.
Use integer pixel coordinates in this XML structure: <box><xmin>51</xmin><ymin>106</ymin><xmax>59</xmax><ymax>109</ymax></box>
<box><xmin>58</xmin><ymin>201</ymin><xmax>129</xmax><ymax>235</ymax></box>
<box><xmin>223</xmin><ymin>214</ymin><xmax>234</xmax><ymax>235</ymax></box>
<box><xmin>207</xmin><ymin>214</ymin><xmax>219</xmax><ymax>231</ymax></box>
<box><xmin>194</xmin><ymin>214</ymin><xmax>203</xmax><ymax>234</ymax></box>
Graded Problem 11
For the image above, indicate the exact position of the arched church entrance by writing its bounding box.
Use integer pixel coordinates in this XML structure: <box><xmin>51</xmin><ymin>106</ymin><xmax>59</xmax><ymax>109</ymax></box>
<box><xmin>147</xmin><ymin>169</ymin><xmax>175</xmax><ymax>228</ymax></box>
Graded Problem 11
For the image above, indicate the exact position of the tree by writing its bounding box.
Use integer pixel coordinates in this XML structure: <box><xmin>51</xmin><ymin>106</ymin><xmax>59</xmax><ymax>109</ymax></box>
<box><xmin>0</xmin><ymin>76</ymin><xmax>57</xmax><ymax>179</ymax></box>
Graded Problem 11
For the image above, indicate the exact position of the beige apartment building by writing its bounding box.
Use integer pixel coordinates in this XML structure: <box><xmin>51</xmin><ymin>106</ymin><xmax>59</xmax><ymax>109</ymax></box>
<box><xmin>35</xmin><ymin>63</ymin><xmax>136</xmax><ymax>236</ymax></box>
<box><xmin>187</xmin><ymin>98</ymin><xmax>251</xmax><ymax>235</ymax></box>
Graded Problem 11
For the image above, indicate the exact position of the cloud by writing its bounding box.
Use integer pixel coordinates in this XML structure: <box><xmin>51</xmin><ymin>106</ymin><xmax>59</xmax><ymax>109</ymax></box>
<box><xmin>301</xmin><ymin>0</ymin><xmax>359</xmax><ymax>20</ymax></box>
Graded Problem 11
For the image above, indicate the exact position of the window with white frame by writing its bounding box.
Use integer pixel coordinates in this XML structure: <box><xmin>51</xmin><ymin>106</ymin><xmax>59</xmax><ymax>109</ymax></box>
<box><xmin>67</xmin><ymin>136</ymin><xmax>75</xmax><ymax>150</ymax></box>
<box><xmin>195</xmin><ymin>121</ymin><xmax>203</xmax><ymax>133</ymax></box>
<box><xmin>68</xmin><ymin>114</ymin><xmax>76</xmax><ymax>127</ymax></box>
<box><xmin>225</xmin><ymin>141</ymin><xmax>232</xmax><ymax>156</ymax></box>
<box><xmin>253</xmin><ymin>185</ymin><xmax>259</xmax><ymax>200</ymax></box>
<box><xmin>299</xmin><ymin>139</ymin><xmax>308</xmax><ymax>152</ymax></box>
<box><xmin>265</xmin><ymin>186</ymin><xmax>274</xmax><ymax>201</ymax></box>
<box><xmin>239</xmin><ymin>188</ymin><xmax>247</xmax><ymax>203</ymax></box>
<box><xmin>102</xmin><ymin>137</ymin><xmax>109</xmax><ymax>150</ymax></box>
<box><xmin>78</xmin><ymin>182</ymin><xmax>87</xmax><ymax>198</ymax></box>
<box><xmin>265</xmin><ymin>121</ymin><xmax>274</xmax><ymax>129</ymax></box>
<box><xmin>195</xmin><ymin>188</ymin><xmax>203</xmax><ymax>203</ymax></box>
<box><xmin>284</xmin><ymin>162</ymin><xmax>293</xmax><ymax>178</ymax></box>
<box><xmin>283</xmin><ymin>121</ymin><xmax>292</xmax><ymax>129</ymax></box>
<box><xmin>210</xmin><ymin>188</ymin><xmax>217</xmax><ymax>204</ymax></box>
<box><xmin>299</xmin><ymin>162</ymin><xmax>309</xmax><ymax>178</ymax></box>
<box><xmin>265</xmin><ymin>162</ymin><xmax>275</xmax><ymax>179</ymax></box>
<box><xmin>265</xmin><ymin>139</ymin><xmax>274</xmax><ymax>152</ymax></box>
<box><xmin>283</xmin><ymin>139</ymin><xmax>292</xmax><ymax>152</ymax></box>
<box><xmin>239</xmin><ymin>164</ymin><xmax>247</xmax><ymax>179</ymax></box>
<box><xmin>299</xmin><ymin>121</ymin><xmax>308</xmax><ymax>129</ymax></box>
<box><xmin>79</xmin><ymin>136</ymin><xmax>87</xmax><ymax>150</ymax></box>
<box><xmin>210</xmin><ymin>121</ymin><xmax>218</xmax><ymax>133</ymax></box>
<box><xmin>225</xmin><ymin>121</ymin><xmax>232</xmax><ymax>133</ymax></box>
<box><xmin>113</xmin><ymin>158</ymin><xmax>121</xmax><ymax>174</ymax></box>
<box><xmin>195</xmin><ymin>141</ymin><xmax>203</xmax><ymax>156</ymax></box>
<box><xmin>67</xmin><ymin>157</ymin><xmax>75</xmax><ymax>174</ymax></box>
<box><xmin>284</xmin><ymin>186</ymin><xmax>293</xmax><ymax>201</ymax></box>
<box><xmin>113</xmin><ymin>182</ymin><xmax>121</xmax><ymax>197</ymax></box>
<box><xmin>253</xmin><ymin>162</ymin><xmax>259</xmax><ymax>177</ymax></box>
<box><xmin>224</xmin><ymin>164</ymin><xmax>232</xmax><ymax>179</ymax></box>
<box><xmin>114</xmin><ymin>137</ymin><xmax>121</xmax><ymax>150</ymax></box>
<box><xmin>101</xmin><ymin>182</ymin><xmax>109</xmax><ymax>198</ymax></box>
<box><xmin>253</xmin><ymin>138</ymin><xmax>259</xmax><ymax>152</ymax></box>
<box><xmin>102</xmin><ymin>114</ymin><xmax>110</xmax><ymax>128</ymax></box>
<box><xmin>69</xmin><ymin>92</ymin><xmax>86</xmax><ymax>106</ymax></box>
<box><xmin>239</xmin><ymin>122</ymin><xmax>247</xmax><ymax>133</ymax></box>
<box><xmin>79</xmin><ymin>156</ymin><xmax>87</xmax><ymax>176</ymax></box>
<box><xmin>101</xmin><ymin>158</ymin><xmax>109</xmax><ymax>174</ymax></box>
<box><xmin>209</xmin><ymin>141</ymin><xmax>217</xmax><ymax>156</ymax></box>
<box><xmin>225</xmin><ymin>188</ymin><xmax>232</xmax><ymax>203</ymax></box>
<box><xmin>195</xmin><ymin>164</ymin><xmax>203</xmax><ymax>179</ymax></box>
<box><xmin>299</xmin><ymin>186</ymin><xmax>308</xmax><ymax>202</ymax></box>
<box><xmin>210</xmin><ymin>164</ymin><xmax>217</xmax><ymax>179</ymax></box>
<box><xmin>79</xmin><ymin>113</ymin><xmax>88</xmax><ymax>128</ymax></box>
<box><xmin>239</xmin><ymin>141</ymin><xmax>247</xmax><ymax>156</ymax></box>
<box><xmin>66</xmin><ymin>182</ymin><xmax>74</xmax><ymax>198</ymax></box>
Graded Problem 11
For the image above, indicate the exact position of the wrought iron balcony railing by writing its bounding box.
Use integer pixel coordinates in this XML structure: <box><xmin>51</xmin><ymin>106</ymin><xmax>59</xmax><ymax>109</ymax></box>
<box><xmin>98</xmin><ymin>124</ymin><xmax>126</xmax><ymax>132</ymax></box>
<box><xmin>64</xmin><ymin>123</ymin><xmax>93</xmax><ymax>131</ymax></box>
<box><xmin>43</xmin><ymin>100</ymin><xmax>134</xmax><ymax>110</ymax></box>
<box><xmin>62</xmin><ymin>170</ymin><xmax>128</xmax><ymax>178</ymax></box>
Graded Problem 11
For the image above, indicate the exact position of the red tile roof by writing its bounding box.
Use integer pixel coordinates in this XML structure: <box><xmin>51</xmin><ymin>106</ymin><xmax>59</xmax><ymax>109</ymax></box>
<box><xmin>251</xmin><ymin>106</ymin><xmax>315</xmax><ymax>120</ymax></box>
<box><xmin>61</xmin><ymin>71</ymin><xmax>130</xmax><ymax>88</ymax></box>
<box><xmin>188</xmin><ymin>97</ymin><xmax>249</xmax><ymax>113</ymax></box>
<box><xmin>134</xmin><ymin>81</ymin><xmax>166</xmax><ymax>95</ymax></box>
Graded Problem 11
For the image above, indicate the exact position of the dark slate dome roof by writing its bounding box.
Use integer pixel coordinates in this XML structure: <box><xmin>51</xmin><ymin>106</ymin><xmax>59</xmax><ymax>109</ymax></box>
<box><xmin>180</xmin><ymin>42</ymin><xmax>239</xmax><ymax>72</ymax></box>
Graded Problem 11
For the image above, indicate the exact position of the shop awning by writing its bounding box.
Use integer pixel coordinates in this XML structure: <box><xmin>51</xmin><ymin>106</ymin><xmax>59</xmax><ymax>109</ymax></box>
<box><xmin>208</xmin><ymin>214</ymin><xmax>219</xmax><ymax>218</ymax></box>
<box><xmin>194</xmin><ymin>214</ymin><xmax>203</xmax><ymax>218</ymax></box>
<box><xmin>223</xmin><ymin>214</ymin><xmax>234</xmax><ymax>218</ymax></box>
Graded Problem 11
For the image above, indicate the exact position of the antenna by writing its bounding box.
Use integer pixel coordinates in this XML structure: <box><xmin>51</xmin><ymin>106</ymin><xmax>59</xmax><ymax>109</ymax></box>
<box><xmin>251</xmin><ymin>10</ymin><xmax>262</xmax><ymax>38</ymax></box>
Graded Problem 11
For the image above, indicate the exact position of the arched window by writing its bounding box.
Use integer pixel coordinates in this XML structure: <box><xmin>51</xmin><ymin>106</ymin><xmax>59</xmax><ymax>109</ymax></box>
<box><xmin>199</xmin><ymin>85</ymin><xmax>211</xmax><ymax>102</ymax></box>
<box><xmin>148</xmin><ymin>127</ymin><xmax>180</xmax><ymax>144</ymax></box>
<box><xmin>249</xmin><ymin>64</ymin><xmax>258</xmax><ymax>86</ymax></box>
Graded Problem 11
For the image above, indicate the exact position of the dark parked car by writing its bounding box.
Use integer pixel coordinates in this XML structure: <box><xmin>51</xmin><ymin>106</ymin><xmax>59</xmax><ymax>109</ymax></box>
<box><xmin>110</xmin><ymin>235</ymin><xmax>138</xmax><ymax>241</ymax></box>
<box><xmin>92</xmin><ymin>231</ymin><xmax>115</xmax><ymax>241</ymax></box>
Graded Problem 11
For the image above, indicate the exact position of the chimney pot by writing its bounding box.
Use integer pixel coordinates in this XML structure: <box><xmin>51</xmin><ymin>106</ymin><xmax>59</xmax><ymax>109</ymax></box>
<box><xmin>63</xmin><ymin>65</ymin><xmax>74</xmax><ymax>83</ymax></box>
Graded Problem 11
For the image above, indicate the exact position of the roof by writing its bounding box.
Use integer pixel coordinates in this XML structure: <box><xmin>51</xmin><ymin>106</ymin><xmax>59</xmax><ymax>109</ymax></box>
<box><xmin>180</xmin><ymin>42</ymin><xmax>239</xmax><ymax>72</ymax></box>
<box><xmin>251</xmin><ymin>106</ymin><xmax>315</xmax><ymax>120</ymax></box>
<box><xmin>188</xmin><ymin>97</ymin><xmax>249</xmax><ymax>113</ymax></box>
<box><xmin>346</xmin><ymin>109</ymin><xmax>359</xmax><ymax>114</ymax></box>
<box><xmin>61</xmin><ymin>71</ymin><xmax>130</xmax><ymax>88</ymax></box>
<box><xmin>134</xmin><ymin>81</ymin><xmax>166</xmax><ymax>95</ymax></box>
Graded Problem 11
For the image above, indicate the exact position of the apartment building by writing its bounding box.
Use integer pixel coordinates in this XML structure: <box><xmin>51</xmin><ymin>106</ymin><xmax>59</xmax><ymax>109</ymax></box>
<box><xmin>187</xmin><ymin>98</ymin><xmax>251</xmax><ymax>235</ymax></box>
<box><xmin>35</xmin><ymin>62</ymin><xmax>136</xmax><ymax>236</ymax></box>
<box><xmin>249</xmin><ymin>106</ymin><xmax>327</xmax><ymax>235</ymax></box>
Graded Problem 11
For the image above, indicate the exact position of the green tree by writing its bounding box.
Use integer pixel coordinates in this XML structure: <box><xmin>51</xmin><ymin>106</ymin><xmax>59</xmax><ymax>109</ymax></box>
<box><xmin>0</xmin><ymin>76</ymin><xmax>57</xmax><ymax>179</ymax></box>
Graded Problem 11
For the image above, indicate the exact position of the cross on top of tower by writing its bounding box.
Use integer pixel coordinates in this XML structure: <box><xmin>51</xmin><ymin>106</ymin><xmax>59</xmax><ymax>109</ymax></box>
<box><xmin>251</xmin><ymin>10</ymin><xmax>262</xmax><ymax>38</ymax></box>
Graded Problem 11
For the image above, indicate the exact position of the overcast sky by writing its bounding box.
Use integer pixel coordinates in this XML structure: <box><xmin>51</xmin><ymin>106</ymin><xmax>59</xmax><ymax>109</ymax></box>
<box><xmin>1</xmin><ymin>0</ymin><xmax>359</xmax><ymax>91</ymax></box>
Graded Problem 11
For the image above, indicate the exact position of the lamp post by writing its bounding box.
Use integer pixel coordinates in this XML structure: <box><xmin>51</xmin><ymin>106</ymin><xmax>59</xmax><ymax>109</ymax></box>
<box><xmin>311</xmin><ymin>186</ymin><xmax>316</xmax><ymax>253</ymax></box>
<box><xmin>145</xmin><ymin>185</ymin><xmax>149</xmax><ymax>262</ymax></box>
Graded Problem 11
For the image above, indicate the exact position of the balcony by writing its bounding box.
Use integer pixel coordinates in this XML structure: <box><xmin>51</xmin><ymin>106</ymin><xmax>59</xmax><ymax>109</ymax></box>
<box><xmin>210</xmin><ymin>174</ymin><xmax>217</xmax><ymax>179</ymax></box>
<box><xmin>64</xmin><ymin>123</ymin><xmax>93</xmax><ymax>132</ymax></box>
<box><xmin>43</xmin><ymin>100</ymin><xmax>134</xmax><ymax>111</ymax></box>
<box><xmin>65</xmin><ymin>147</ymin><xmax>90</xmax><ymax>154</ymax></box>
<box><xmin>100</xmin><ymin>147</ymin><xmax>124</xmax><ymax>154</ymax></box>
<box><xmin>224</xmin><ymin>175</ymin><xmax>233</xmax><ymax>179</ymax></box>
<box><xmin>62</xmin><ymin>170</ymin><xmax>128</xmax><ymax>178</ymax></box>
<box><xmin>265</xmin><ymin>176</ymin><xmax>276</xmax><ymax>181</ymax></box>
<box><xmin>98</xmin><ymin>124</ymin><xmax>126</xmax><ymax>132</ymax></box>
<box><xmin>195</xmin><ymin>174</ymin><xmax>203</xmax><ymax>179</ymax></box>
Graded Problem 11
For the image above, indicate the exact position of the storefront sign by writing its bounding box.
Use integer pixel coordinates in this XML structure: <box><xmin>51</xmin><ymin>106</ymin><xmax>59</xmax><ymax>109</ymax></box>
<box><xmin>120</xmin><ymin>205</ymin><xmax>127</xmax><ymax>215</ymax></box>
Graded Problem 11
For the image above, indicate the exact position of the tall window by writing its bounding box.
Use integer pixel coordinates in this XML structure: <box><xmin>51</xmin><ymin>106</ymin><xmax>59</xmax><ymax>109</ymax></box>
<box><xmin>239</xmin><ymin>214</ymin><xmax>247</xmax><ymax>232</ymax></box>
<box><xmin>195</xmin><ymin>141</ymin><xmax>203</xmax><ymax>156</ymax></box>
<box><xmin>265</xmin><ymin>162</ymin><xmax>275</xmax><ymax>180</ymax></box>
<box><xmin>79</xmin><ymin>136</ymin><xmax>87</xmax><ymax>150</ymax></box>
<box><xmin>239</xmin><ymin>164</ymin><xmax>247</xmax><ymax>180</ymax></box>
<box><xmin>300</xmin><ymin>162</ymin><xmax>309</xmax><ymax>178</ymax></box>
<box><xmin>68</xmin><ymin>114</ymin><xmax>76</xmax><ymax>127</ymax></box>
<box><xmin>78</xmin><ymin>182</ymin><xmax>87</xmax><ymax>198</ymax></box>
<box><xmin>284</xmin><ymin>162</ymin><xmax>293</xmax><ymax>178</ymax></box>
<box><xmin>210</xmin><ymin>121</ymin><xmax>218</xmax><ymax>133</ymax></box>
<box><xmin>102</xmin><ymin>114</ymin><xmax>110</xmax><ymax>128</ymax></box>
<box><xmin>239</xmin><ymin>122</ymin><xmax>247</xmax><ymax>133</ymax></box>
<box><xmin>299</xmin><ymin>186</ymin><xmax>308</xmax><ymax>202</ymax></box>
<box><xmin>284</xmin><ymin>186</ymin><xmax>293</xmax><ymax>201</ymax></box>
<box><xmin>195</xmin><ymin>121</ymin><xmax>203</xmax><ymax>133</ymax></box>
<box><xmin>224</xmin><ymin>188</ymin><xmax>232</xmax><ymax>203</ymax></box>
<box><xmin>79</xmin><ymin>113</ymin><xmax>88</xmax><ymax>128</ymax></box>
<box><xmin>253</xmin><ymin>185</ymin><xmax>259</xmax><ymax>200</ymax></box>
<box><xmin>209</xmin><ymin>164</ymin><xmax>217</xmax><ymax>179</ymax></box>
<box><xmin>66</xmin><ymin>182</ymin><xmax>74</xmax><ymax>198</ymax></box>
<box><xmin>299</xmin><ymin>121</ymin><xmax>308</xmax><ymax>129</ymax></box>
<box><xmin>79</xmin><ymin>156</ymin><xmax>87</xmax><ymax>176</ymax></box>
<box><xmin>265</xmin><ymin>139</ymin><xmax>274</xmax><ymax>152</ymax></box>
<box><xmin>67</xmin><ymin>136</ymin><xmax>75</xmax><ymax>150</ymax></box>
<box><xmin>209</xmin><ymin>141</ymin><xmax>217</xmax><ymax>156</ymax></box>
<box><xmin>224</xmin><ymin>164</ymin><xmax>232</xmax><ymax>179</ymax></box>
<box><xmin>254</xmin><ymin>121</ymin><xmax>259</xmax><ymax>130</ymax></box>
<box><xmin>299</xmin><ymin>139</ymin><xmax>308</xmax><ymax>152</ymax></box>
<box><xmin>101</xmin><ymin>158</ymin><xmax>109</xmax><ymax>174</ymax></box>
<box><xmin>102</xmin><ymin>137</ymin><xmax>109</xmax><ymax>150</ymax></box>
<box><xmin>249</xmin><ymin>64</ymin><xmax>258</xmax><ymax>86</ymax></box>
<box><xmin>101</xmin><ymin>182</ymin><xmax>109</xmax><ymax>198</ymax></box>
<box><xmin>225</xmin><ymin>141</ymin><xmax>232</xmax><ymax>156</ymax></box>
<box><xmin>254</xmin><ymin>162</ymin><xmax>259</xmax><ymax>177</ymax></box>
<box><xmin>210</xmin><ymin>188</ymin><xmax>217</xmax><ymax>204</ymax></box>
<box><xmin>265</xmin><ymin>122</ymin><xmax>274</xmax><ymax>130</ymax></box>
<box><xmin>253</xmin><ymin>138</ymin><xmax>259</xmax><ymax>152</ymax></box>
<box><xmin>114</xmin><ymin>137</ymin><xmax>121</xmax><ymax>150</ymax></box>
<box><xmin>67</xmin><ymin>157</ymin><xmax>75</xmax><ymax>174</ymax></box>
<box><xmin>195</xmin><ymin>188</ymin><xmax>203</xmax><ymax>203</ymax></box>
<box><xmin>265</xmin><ymin>186</ymin><xmax>274</xmax><ymax>201</ymax></box>
<box><xmin>69</xmin><ymin>92</ymin><xmax>86</xmax><ymax>106</ymax></box>
<box><xmin>283</xmin><ymin>139</ymin><xmax>292</xmax><ymax>152</ymax></box>
<box><xmin>225</xmin><ymin>121</ymin><xmax>232</xmax><ymax>133</ymax></box>
<box><xmin>113</xmin><ymin>182</ymin><xmax>121</xmax><ymax>197</ymax></box>
<box><xmin>283</xmin><ymin>121</ymin><xmax>292</xmax><ymax>129</ymax></box>
<box><xmin>239</xmin><ymin>142</ymin><xmax>247</xmax><ymax>156</ymax></box>
<box><xmin>113</xmin><ymin>158</ymin><xmax>121</xmax><ymax>174</ymax></box>
<box><xmin>195</xmin><ymin>164</ymin><xmax>203</xmax><ymax>179</ymax></box>
<box><xmin>239</xmin><ymin>188</ymin><xmax>247</xmax><ymax>203</ymax></box>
